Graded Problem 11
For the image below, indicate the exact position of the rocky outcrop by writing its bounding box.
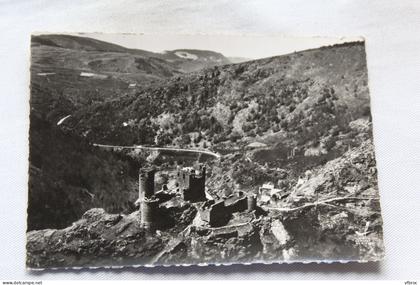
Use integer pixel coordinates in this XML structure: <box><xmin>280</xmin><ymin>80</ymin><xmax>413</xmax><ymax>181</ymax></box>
<box><xmin>268</xmin><ymin>140</ymin><xmax>385</xmax><ymax>262</ymax></box>
<box><xmin>27</xmin><ymin>200</ymin><xmax>198</xmax><ymax>269</ymax></box>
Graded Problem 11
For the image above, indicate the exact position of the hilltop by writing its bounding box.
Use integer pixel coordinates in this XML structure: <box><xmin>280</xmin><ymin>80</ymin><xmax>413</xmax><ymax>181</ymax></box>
<box><xmin>31</xmin><ymin>34</ymin><xmax>231</xmax><ymax>123</ymax></box>
<box><xmin>31</xmin><ymin>34</ymin><xmax>230</xmax><ymax>78</ymax></box>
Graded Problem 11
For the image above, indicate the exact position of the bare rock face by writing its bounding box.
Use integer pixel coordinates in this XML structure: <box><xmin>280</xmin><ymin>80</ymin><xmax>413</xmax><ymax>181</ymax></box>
<box><xmin>271</xmin><ymin>219</ymin><xmax>291</xmax><ymax>247</ymax></box>
<box><xmin>26</xmin><ymin>202</ymin><xmax>197</xmax><ymax>269</ymax></box>
<box><xmin>255</xmin><ymin>140</ymin><xmax>384</xmax><ymax>263</ymax></box>
<box><xmin>155</xmin><ymin>221</ymin><xmax>262</xmax><ymax>265</ymax></box>
<box><xmin>27</xmin><ymin>209</ymin><xmax>152</xmax><ymax>268</ymax></box>
<box><xmin>258</xmin><ymin>217</ymin><xmax>295</xmax><ymax>261</ymax></box>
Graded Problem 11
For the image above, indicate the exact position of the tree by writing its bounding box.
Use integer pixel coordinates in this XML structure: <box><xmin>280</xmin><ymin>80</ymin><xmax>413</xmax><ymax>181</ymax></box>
<box><xmin>229</xmin><ymin>131</ymin><xmax>241</xmax><ymax>142</ymax></box>
<box><xmin>194</xmin><ymin>133</ymin><xmax>202</xmax><ymax>143</ymax></box>
<box><xmin>181</xmin><ymin>134</ymin><xmax>191</xmax><ymax>145</ymax></box>
<box><xmin>280</xmin><ymin>120</ymin><xmax>288</xmax><ymax>129</ymax></box>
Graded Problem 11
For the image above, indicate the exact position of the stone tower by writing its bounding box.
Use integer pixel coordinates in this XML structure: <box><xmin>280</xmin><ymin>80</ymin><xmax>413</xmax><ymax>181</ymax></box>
<box><xmin>138</xmin><ymin>167</ymin><xmax>158</xmax><ymax>230</ymax></box>
<box><xmin>140</xmin><ymin>198</ymin><xmax>159</xmax><ymax>230</ymax></box>
<box><xmin>139</xmin><ymin>167</ymin><xmax>155</xmax><ymax>201</ymax></box>
<box><xmin>177</xmin><ymin>164</ymin><xmax>206</xmax><ymax>202</ymax></box>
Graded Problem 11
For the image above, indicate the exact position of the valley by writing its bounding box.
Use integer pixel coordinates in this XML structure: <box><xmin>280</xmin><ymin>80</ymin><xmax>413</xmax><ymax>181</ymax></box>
<box><xmin>26</xmin><ymin>34</ymin><xmax>384</xmax><ymax>268</ymax></box>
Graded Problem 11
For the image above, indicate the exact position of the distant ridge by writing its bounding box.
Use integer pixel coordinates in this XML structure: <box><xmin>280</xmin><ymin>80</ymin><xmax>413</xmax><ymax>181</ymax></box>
<box><xmin>32</xmin><ymin>34</ymin><xmax>232</xmax><ymax>74</ymax></box>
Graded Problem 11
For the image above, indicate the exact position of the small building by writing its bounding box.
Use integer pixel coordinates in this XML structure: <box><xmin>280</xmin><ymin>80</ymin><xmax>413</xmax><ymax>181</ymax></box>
<box><xmin>258</xmin><ymin>182</ymin><xmax>275</xmax><ymax>196</ymax></box>
<box><xmin>258</xmin><ymin>182</ymin><xmax>284</xmax><ymax>205</ymax></box>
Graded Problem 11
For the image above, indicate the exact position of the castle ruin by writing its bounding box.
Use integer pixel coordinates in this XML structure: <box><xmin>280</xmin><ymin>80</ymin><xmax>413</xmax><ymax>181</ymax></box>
<box><xmin>198</xmin><ymin>191</ymin><xmax>260</xmax><ymax>227</ymax></box>
<box><xmin>136</xmin><ymin>164</ymin><xmax>260</xmax><ymax>230</ymax></box>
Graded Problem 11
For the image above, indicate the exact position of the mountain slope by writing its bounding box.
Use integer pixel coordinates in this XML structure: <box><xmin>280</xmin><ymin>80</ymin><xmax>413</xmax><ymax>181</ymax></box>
<box><xmin>28</xmin><ymin>114</ymin><xmax>141</xmax><ymax>231</ymax></box>
<box><xmin>31</xmin><ymin>34</ymin><xmax>231</xmax><ymax>74</ymax></box>
<box><xmin>30</xmin><ymin>34</ymin><xmax>232</xmax><ymax>124</ymax></box>
<box><xmin>66</xmin><ymin>41</ymin><xmax>369</xmax><ymax>150</ymax></box>
<box><xmin>32</xmin><ymin>34</ymin><xmax>140</xmax><ymax>53</ymax></box>
<box><xmin>163</xmin><ymin>49</ymin><xmax>231</xmax><ymax>72</ymax></box>
<box><xmin>59</xmin><ymin>41</ymin><xmax>371</xmax><ymax>192</ymax></box>
<box><xmin>28</xmin><ymin>39</ymin><xmax>375</xmax><ymax>231</ymax></box>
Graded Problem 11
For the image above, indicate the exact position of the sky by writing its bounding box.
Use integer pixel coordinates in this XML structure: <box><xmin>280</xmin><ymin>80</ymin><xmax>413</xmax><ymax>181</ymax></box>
<box><xmin>74</xmin><ymin>33</ymin><xmax>363</xmax><ymax>60</ymax></box>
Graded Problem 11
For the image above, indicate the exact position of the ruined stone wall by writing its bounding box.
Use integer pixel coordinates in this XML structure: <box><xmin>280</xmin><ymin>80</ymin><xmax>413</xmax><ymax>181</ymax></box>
<box><xmin>225</xmin><ymin>196</ymin><xmax>247</xmax><ymax>213</ymax></box>
<box><xmin>208</xmin><ymin>201</ymin><xmax>231</xmax><ymax>227</ymax></box>
<box><xmin>199</xmin><ymin>200</ymin><xmax>231</xmax><ymax>227</ymax></box>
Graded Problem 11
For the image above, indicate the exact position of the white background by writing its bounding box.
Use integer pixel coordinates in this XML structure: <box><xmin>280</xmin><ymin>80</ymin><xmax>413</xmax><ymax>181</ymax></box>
<box><xmin>0</xmin><ymin>0</ymin><xmax>419</xmax><ymax>280</ymax></box>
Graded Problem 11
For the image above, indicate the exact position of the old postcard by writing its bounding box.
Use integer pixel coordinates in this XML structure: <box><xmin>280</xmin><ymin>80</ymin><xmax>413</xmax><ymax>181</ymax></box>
<box><xmin>27</xmin><ymin>33</ymin><xmax>384</xmax><ymax>269</ymax></box>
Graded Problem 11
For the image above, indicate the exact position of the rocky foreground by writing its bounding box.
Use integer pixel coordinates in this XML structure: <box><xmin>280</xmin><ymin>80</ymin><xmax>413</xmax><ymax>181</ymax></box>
<box><xmin>27</xmin><ymin>140</ymin><xmax>384</xmax><ymax>268</ymax></box>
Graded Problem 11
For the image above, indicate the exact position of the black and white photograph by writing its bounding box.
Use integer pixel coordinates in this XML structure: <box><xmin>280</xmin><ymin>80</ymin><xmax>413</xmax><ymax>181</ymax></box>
<box><xmin>26</xmin><ymin>33</ymin><xmax>385</xmax><ymax>269</ymax></box>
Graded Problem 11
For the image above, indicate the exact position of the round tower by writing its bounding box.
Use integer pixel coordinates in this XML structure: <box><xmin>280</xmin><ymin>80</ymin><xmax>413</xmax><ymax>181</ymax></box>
<box><xmin>139</xmin><ymin>167</ymin><xmax>155</xmax><ymax>201</ymax></box>
<box><xmin>140</xmin><ymin>198</ymin><xmax>159</xmax><ymax>230</ymax></box>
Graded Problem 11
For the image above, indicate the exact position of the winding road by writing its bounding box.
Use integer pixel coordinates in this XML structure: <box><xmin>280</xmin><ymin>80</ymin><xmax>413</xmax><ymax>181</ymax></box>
<box><xmin>92</xmin><ymin>143</ymin><xmax>221</xmax><ymax>159</ymax></box>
